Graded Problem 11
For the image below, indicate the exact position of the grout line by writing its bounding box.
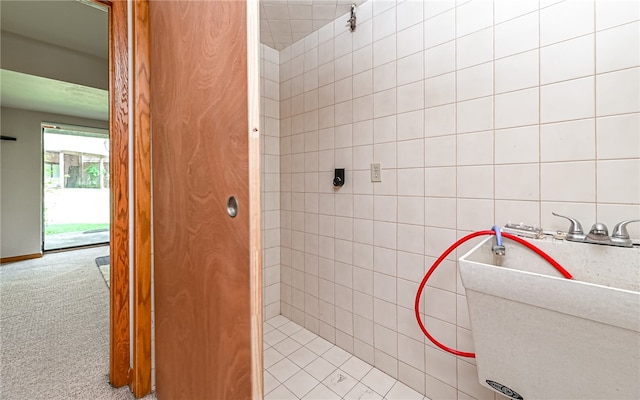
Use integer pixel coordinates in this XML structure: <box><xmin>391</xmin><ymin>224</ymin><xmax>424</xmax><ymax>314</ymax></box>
<box><xmin>538</xmin><ymin>0</ymin><xmax>543</xmax><ymax>228</ymax></box>
<box><xmin>593</xmin><ymin>0</ymin><xmax>600</xmax><ymax>222</ymax></box>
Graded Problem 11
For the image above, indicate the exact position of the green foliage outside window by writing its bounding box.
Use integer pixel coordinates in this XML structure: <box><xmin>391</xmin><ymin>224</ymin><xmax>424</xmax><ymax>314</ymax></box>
<box><xmin>80</xmin><ymin>164</ymin><xmax>103</xmax><ymax>188</ymax></box>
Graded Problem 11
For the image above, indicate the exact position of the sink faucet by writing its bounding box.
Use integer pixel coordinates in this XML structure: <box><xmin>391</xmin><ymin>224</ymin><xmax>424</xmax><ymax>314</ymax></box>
<box><xmin>586</xmin><ymin>222</ymin><xmax>610</xmax><ymax>243</ymax></box>
<box><xmin>552</xmin><ymin>212</ymin><xmax>587</xmax><ymax>241</ymax></box>
<box><xmin>553</xmin><ymin>213</ymin><xmax>639</xmax><ymax>248</ymax></box>
<box><xmin>610</xmin><ymin>219</ymin><xmax>640</xmax><ymax>247</ymax></box>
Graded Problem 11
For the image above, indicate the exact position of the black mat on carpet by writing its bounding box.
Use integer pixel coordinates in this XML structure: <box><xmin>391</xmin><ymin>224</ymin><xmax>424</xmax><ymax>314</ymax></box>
<box><xmin>95</xmin><ymin>256</ymin><xmax>110</xmax><ymax>288</ymax></box>
<box><xmin>95</xmin><ymin>256</ymin><xmax>110</xmax><ymax>267</ymax></box>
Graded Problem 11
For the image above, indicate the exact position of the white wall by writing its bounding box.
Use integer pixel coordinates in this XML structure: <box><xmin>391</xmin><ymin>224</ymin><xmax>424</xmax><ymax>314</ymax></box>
<box><xmin>277</xmin><ymin>0</ymin><xmax>640</xmax><ymax>398</ymax></box>
<box><xmin>0</xmin><ymin>107</ymin><xmax>108</xmax><ymax>258</ymax></box>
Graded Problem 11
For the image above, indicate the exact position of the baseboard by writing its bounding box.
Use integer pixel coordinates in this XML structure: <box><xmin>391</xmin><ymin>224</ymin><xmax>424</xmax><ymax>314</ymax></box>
<box><xmin>1</xmin><ymin>253</ymin><xmax>43</xmax><ymax>264</ymax></box>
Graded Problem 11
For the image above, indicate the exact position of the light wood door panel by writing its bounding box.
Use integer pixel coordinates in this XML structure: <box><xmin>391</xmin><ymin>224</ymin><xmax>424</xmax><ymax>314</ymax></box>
<box><xmin>149</xmin><ymin>1</ymin><xmax>257</xmax><ymax>398</ymax></box>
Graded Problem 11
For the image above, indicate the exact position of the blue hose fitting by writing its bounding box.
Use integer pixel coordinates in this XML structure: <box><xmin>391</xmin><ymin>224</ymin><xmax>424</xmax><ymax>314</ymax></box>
<box><xmin>491</xmin><ymin>225</ymin><xmax>505</xmax><ymax>255</ymax></box>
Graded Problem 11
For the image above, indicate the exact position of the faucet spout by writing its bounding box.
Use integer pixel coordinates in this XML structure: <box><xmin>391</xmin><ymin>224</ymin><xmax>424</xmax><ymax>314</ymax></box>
<box><xmin>587</xmin><ymin>222</ymin><xmax>610</xmax><ymax>243</ymax></box>
<box><xmin>491</xmin><ymin>225</ymin><xmax>505</xmax><ymax>255</ymax></box>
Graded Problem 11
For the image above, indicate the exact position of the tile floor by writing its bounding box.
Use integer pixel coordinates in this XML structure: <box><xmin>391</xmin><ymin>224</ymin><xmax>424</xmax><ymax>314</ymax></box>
<box><xmin>264</xmin><ymin>315</ymin><xmax>429</xmax><ymax>400</ymax></box>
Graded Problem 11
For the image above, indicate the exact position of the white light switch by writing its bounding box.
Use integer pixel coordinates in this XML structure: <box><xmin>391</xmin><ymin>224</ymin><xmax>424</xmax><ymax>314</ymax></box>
<box><xmin>371</xmin><ymin>163</ymin><xmax>381</xmax><ymax>182</ymax></box>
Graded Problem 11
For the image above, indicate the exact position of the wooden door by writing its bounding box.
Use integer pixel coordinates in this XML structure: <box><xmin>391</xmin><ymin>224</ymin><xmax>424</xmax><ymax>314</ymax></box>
<box><xmin>149</xmin><ymin>0</ymin><xmax>262</xmax><ymax>398</ymax></box>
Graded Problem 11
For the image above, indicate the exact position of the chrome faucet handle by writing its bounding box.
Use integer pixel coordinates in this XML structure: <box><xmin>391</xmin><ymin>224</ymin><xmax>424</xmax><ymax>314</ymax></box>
<box><xmin>552</xmin><ymin>212</ymin><xmax>587</xmax><ymax>241</ymax></box>
<box><xmin>611</xmin><ymin>219</ymin><xmax>640</xmax><ymax>241</ymax></box>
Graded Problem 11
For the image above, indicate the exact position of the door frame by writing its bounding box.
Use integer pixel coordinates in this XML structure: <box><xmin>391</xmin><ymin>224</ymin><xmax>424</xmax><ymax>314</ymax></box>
<box><xmin>104</xmin><ymin>0</ymin><xmax>152</xmax><ymax>396</ymax></box>
<box><xmin>104</xmin><ymin>0</ymin><xmax>153</xmax><ymax>395</ymax></box>
<box><xmin>106</xmin><ymin>0</ymin><xmax>262</xmax><ymax>398</ymax></box>
<box><xmin>246</xmin><ymin>0</ymin><xmax>264</xmax><ymax>396</ymax></box>
<box><xmin>130</xmin><ymin>0</ymin><xmax>152</xmax><ymax>396</ymax></box>
<box><xmin>102</xmin><ymin>0</ymin><xmax>138</xmax><ymax>392</ymax></box>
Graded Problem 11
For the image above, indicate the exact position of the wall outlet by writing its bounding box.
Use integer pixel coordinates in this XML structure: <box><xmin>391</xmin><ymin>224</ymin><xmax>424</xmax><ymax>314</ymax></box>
<box><xmin>371</xmin><ymin>163</ymin><xmax>381</xmax><ymax>182</ymax></box>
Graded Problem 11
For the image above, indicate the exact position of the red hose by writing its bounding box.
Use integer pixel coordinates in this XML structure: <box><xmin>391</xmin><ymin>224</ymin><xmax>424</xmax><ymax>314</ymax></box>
<box><xmin>414</xmin><ymin>230</ymin><xmax>573</xmax><ymax>358</ymax></box>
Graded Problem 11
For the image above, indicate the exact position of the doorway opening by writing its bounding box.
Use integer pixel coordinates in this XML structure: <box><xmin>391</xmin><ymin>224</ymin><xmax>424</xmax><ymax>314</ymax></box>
<box><xmin>43</xmin><ymin>124</ymin><xmax>110</xmax><ymax>251</ymax></box>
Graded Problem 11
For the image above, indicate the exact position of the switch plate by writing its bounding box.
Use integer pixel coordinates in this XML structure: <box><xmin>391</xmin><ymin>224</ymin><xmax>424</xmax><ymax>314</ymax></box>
<box><xmin>371</xmin><ymin>163</ymin><xmax>381</xmax><ymax>182</ymax></box>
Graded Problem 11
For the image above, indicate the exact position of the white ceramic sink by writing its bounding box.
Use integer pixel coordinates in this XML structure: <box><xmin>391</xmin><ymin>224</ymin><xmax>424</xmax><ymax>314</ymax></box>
<box><xmin>459</xmin><ymin>236</ymin><xmax>640</xmax><ymax>400</ymax></box>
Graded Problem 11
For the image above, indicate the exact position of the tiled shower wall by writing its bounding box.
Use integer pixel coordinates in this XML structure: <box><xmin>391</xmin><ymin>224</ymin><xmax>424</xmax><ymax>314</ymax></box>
<box><xmin>261</xmin><ymin>44</ymin><xmax>282</xmax><ymax>320</ymax></box>
<box><xmin>277</xmin><ymin>0</ymin><xmax>640</xmax><ymax>399</ymax></box>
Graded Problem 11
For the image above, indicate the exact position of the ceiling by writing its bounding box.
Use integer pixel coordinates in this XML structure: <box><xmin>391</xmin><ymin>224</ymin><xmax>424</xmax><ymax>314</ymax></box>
<box><xmin>0</xmin><ymin>0</ymin><xmax>109</xmax><ymax>59</ymax></box>
<box><xmin>261</xmin><ymin>0</ymin><xmax>366</xmax><ymax>50</ymax></box>
<box><xmin>0</xmin><ymin>1</ymin><xmax>109</xmax><ymax>121</ymax></box>
<box><xmin>0</xmin><ymin>0</ymin><xmax>363</xmax><ymax>121</ymax></box>
<box><xmin>0</xmin><ymin>0</ymin><xmax>365</xmax><ymax>57</ymax></box>
<box><xmin>1</xmin><ymin>69</ymin><xmax>108</xmax><ymax>121</ymax></box>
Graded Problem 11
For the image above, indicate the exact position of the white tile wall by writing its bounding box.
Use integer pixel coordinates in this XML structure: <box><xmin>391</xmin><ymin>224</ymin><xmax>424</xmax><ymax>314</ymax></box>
<box><xmin>540</xmin><ymin>77</ymin><xmax>594</xmax><ymax>123</ymax></box>
<box><xmin>595</xmin><ymin>0</ymin><xmax>640</xmax><ymax>31</ymax></box>
<box><xmin>494</xmin><ymin>49</ymin><xmax>539</xmax><ymax>93</ymax></box>
<box><xmin>596</xmin><ymin>21</ymin><xmax>640</xmax><ymax>74</ymax></box>
<box><xmin>261</xmin><ymin>44</ymin><xmax>281</xmax><ymax>321</ymax></box>
<box><xmin>540</xmin><ymin>34</ymin><xmax>594</xmax><ymax>84</ymax></box>
<box><xmin>273</xmin><ymin>1</ymin><xmax>640</xmax><ymax>399</ymax></box>
<box><xmin>540</xmin><ymin>0</ymin><xmax>595</xmax><ymax>46</ymax></box>
<box><xmin>494</xmin><ymin>12</ymin><xmax>538</xmax><ymax>59</ymax></box>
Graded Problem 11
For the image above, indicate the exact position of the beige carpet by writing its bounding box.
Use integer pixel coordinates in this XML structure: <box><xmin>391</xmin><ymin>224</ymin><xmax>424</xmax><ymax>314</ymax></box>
<box><xmin>0</xmin><ymin>247</ymin><xmax>156</xmax><ymax>400</ymax></box>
